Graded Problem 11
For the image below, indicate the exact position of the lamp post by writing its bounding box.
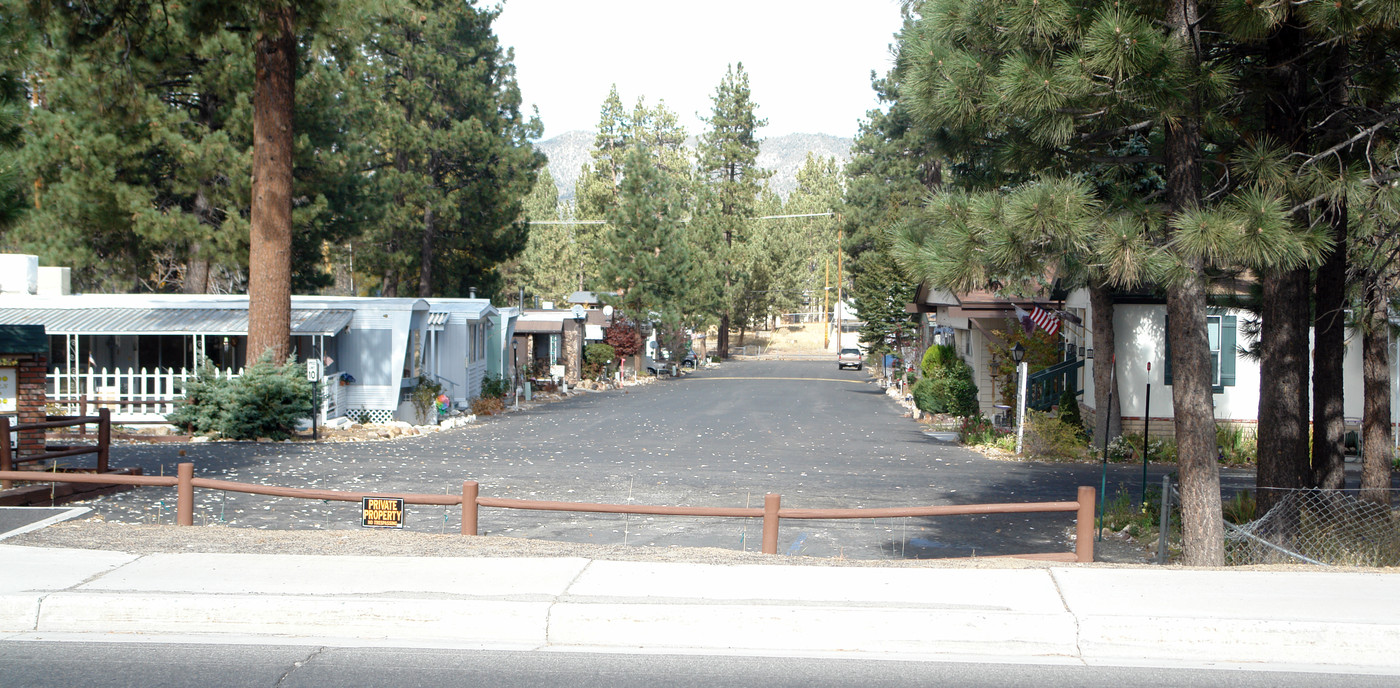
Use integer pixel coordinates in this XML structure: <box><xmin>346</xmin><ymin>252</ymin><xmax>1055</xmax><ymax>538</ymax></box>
<box><xmin>572</xmin><ymin>307</ymin><xmax>587</xmax><ymax>384</ymax></box>
<box><xmin>1012</xmin><ymin>343</ymin><xmax>1028</xmax><ymax>455</ymax></box>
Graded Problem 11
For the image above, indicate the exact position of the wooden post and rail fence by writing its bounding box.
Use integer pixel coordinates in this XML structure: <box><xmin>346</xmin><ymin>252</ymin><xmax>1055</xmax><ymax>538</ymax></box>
<box><xmin>0</xmin><ymin>463</ymin><xmax>1098</xmax><ymax>562</ymax></box>
<box><xmin>0</xmin><ymin>409</ymin><xmax>111</xmax><ymax>490</ymax></box>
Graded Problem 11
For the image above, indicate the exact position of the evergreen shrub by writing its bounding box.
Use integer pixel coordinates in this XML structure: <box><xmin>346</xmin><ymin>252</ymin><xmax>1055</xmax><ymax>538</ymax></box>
<box><xmin>480</xmin><ymin>375</ymin><xmax>510</xmax><ymax>399</ymax></box>
<box><xmin>167</xmin><ymin>356</ymin><xmax>312</xmax><ymax>440</ymax></box>
<box><xmin>912</xmin><ymin>351</ymin><xmax>980</xmax><ymax>417</ymax></box>
<box><xmin>1057</xmin><ymin>388</ymin><xmax>1087</xmax><ymax>439</ymax></box>
<box><xmin>584</xmin><ymin>343</ymin><xmax>615</xmax><ymax>378</ymax></box>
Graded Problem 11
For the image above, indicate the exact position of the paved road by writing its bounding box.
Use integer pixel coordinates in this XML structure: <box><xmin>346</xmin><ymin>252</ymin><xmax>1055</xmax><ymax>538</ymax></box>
<box><xmin>66</xmin><ymin>360</ymin><xmax>1244</xmax><ymax>559</ymax></box>
<box><xmin>4</xmin><ymin>642</ymin><xmax>1394</xmax><ymax>688</ymax></box>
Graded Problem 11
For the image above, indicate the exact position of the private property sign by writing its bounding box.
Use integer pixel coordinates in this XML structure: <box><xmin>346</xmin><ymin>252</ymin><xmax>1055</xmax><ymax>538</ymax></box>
<box><xmin>361</xmin><ymin>497</ymin><xmax>404</xmax><ymax>528</ymax></box>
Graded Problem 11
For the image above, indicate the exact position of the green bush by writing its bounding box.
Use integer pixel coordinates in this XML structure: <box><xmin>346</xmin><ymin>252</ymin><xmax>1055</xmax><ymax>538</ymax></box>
<box><xmin>1057</xmin><ymin>388</ymin><xmax>1086</xmax><ymax>439</ymax></box>
<box><xmin>167</xmin><ymin>363</ymin><xmax>233</xmax><ymax>434</ymax></box>
<box><xmin>167</xmin><ymin>355</ymin><xmax>312</xmax><ymax>440</ymax></box>
<box><xmin>584</xmin><ymin>342</ymin><xmax>615</xmax><ymax>378</ymax></box>
<box><xmin>911</xmin><ymin>356</ymin><xmax>979</xmax><ymax>417</ymax></box>
<box><xmin>409</xmin><ymin>375</ymin><xmax>443</xmax><ymax>423</ymax></box>
<box><xmin>1023</xmin><ymin>409</ymin><xmax>1091</xmax><ymax>461</ymax></box>
<box><xmin>1216</xmin><ymin>424</ymin><xmax>1256</xmax><ymax>465</ymax></box>
<box><xmin>920</xmin><ymin>343</ymin><xmax>957</xmax><ymax>379</ymax></box>
<box><xmin>480</xmin><ymin>375</ymin><xmax>510</xmax><ymax>399</ymax></box>
<box><xmin>219</xmin><ymin>357</ymin><xmax>314</xmax><ymax>440</ymax></box>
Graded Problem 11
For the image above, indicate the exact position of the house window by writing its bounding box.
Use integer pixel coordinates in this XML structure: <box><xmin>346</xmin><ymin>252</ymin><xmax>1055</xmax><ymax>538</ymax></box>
<box><xmin>1164</xmin><ymin>311</ymin><xmax>1236</xmax><ymax>391</ymax></box>
<box><xmin>1207</xmin><ymin>315</ymin><xmax>1221</xmax><ymax>387</ymax></box>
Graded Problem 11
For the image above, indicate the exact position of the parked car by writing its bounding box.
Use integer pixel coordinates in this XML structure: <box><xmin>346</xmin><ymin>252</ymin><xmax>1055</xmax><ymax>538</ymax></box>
<box><xmin>837</xmin><ymin>347</ymin><xmax>863</xmax><ymax>370</ymax></box>
<box><xmin>680</xmin><ymin>351</ymin><xmax>698</xmax><ymax>368</ymax></box>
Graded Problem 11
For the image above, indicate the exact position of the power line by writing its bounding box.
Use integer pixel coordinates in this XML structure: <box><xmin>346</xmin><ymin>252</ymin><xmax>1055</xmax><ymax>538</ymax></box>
<box><xmin>526</xmin><ymin>212</ymin><xmax>834</xmax><ymax>226</ymax></box>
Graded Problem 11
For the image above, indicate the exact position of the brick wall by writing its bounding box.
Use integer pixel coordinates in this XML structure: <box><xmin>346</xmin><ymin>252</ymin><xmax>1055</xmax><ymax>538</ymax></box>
<box><xmin>15</xmin><ymin>354</ymin><xmax>46</xmax><ymax>457</ymax></box>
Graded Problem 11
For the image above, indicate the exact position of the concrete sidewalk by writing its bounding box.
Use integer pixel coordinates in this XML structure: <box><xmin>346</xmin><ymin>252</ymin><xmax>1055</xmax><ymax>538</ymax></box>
<box><xmin>2</xmin><ymin>544</ymin><xmax>1398</xmax><ymax>672</ymax></box>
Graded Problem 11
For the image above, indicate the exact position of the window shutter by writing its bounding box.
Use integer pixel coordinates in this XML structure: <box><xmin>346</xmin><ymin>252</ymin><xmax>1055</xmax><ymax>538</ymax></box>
<box><xmin>1163</xmin><ymin>312</ymin><xmax>1172</xmax><ymax>386</ymax></box>
<box><xmin>1220</xmin><ymin>315</ymin><xmax>1237</xmax><ymax>386</ymax></box>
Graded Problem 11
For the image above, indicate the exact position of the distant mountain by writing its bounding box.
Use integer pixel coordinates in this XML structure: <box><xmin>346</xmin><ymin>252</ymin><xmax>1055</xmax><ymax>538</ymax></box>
<box><xmin>534</xmin><ymin>130</ymin><xmax>854</xmax><ymax>204</ymax></box>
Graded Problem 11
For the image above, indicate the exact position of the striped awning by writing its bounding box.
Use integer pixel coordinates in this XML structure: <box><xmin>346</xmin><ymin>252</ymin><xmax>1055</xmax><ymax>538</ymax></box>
<box><xmin>0</xmin><ymin>307</ymin><xmax>354</xmax><ymax>336</ymax></box>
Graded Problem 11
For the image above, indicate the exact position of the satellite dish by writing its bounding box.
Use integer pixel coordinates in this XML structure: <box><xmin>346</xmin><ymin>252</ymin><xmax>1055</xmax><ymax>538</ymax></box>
<box><xmin>571</xmin><ymin>304</ymin><xmax>585</xmax><ymax>320</ymax></box>
<box><xmin>602</xmin><ymin>305</ymin><xmax>614</xmax><ymax>316</ymax></box>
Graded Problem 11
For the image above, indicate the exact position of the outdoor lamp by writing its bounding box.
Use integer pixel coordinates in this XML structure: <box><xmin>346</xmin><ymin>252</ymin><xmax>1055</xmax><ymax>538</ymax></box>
<box><xmin>1011</xmin><ymin>342</ymin><xmax>1026</xmax><ymax>364</ymax></box>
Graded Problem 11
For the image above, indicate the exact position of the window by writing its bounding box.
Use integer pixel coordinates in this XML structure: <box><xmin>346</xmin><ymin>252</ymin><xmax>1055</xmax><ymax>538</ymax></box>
<box><xmin>1163</xmin><ymin>311</ymin><xmax>1236</xmax><ymax>391</ymax></box>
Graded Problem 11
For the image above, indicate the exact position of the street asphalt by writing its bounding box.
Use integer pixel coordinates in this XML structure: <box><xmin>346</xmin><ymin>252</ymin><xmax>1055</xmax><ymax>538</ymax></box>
<box><xmin>53</xmin><ymin>360</ymin><xmax>1251</xmax><ymax>559</ymax></box>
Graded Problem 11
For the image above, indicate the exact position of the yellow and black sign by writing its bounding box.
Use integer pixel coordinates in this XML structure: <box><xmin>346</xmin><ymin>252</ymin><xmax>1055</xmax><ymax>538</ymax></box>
<box><xmin>361</xmin><ymin>497</ymin><xmax>404</xmax><ymax>528</ymax></box>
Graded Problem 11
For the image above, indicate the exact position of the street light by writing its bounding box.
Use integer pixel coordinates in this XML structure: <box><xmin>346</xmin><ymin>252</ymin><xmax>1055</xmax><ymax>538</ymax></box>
<box><xmin>1012</xmin><ymin>343</ymin><xmax>1028</xmax><ymax>455</ymax></box>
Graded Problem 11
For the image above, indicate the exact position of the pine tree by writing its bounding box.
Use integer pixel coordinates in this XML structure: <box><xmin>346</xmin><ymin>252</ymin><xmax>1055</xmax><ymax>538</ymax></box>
<box><xmin>782</xmin><ymin>154</ymin><xmax>843</xmax><ymax>318</ymax></box>
<box><xmin>893</xmin><ymin>0</ymin><xmax>1335</xmax><ymax>564</ymax></box>
<box><xmin>696</xmin><ymin>63</ymin><xmax>768</xmax><ymax>357</ymax></box>
<box><xmin>842</xmin><ymin>74</ymin><xmax>929</xmax><ymax>361</ymax></box>
<box><xmin>511</xmin><ymin>168</ymin><xmax>583</xmax><ymax>306</ymax></box>
<box><xmin>0</xmin><ymin>0</ymin><xmax>29</xmax><ymax>231</ymax></box>
<box><xmin>599</xmin><ymin>144</ymin><xmax>693</xmax><ymax>360</ymax></box>
<box><xmin>356</xmin><ymin>0</ymin><xmax>543</xmax><ymax>300</ymax></box>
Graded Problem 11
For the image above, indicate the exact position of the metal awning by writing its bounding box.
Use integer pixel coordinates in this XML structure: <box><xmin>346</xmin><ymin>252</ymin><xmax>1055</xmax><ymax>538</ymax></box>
<box><xmin>427</xmin><ymin>311</ymin><xmax>449</xmax><ymax>331</ymax></box>
<box><xmin>0</xmin><ymin>307</ymin><xmax>354</xmax><ymax>336</ymax></box>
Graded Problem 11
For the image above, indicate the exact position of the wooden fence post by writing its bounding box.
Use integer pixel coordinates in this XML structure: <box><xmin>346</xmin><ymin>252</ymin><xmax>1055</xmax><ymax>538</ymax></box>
<box><xmin>462</xmin><ymin>481</ymin><xmax>478</xmax><ymax>536</ymax></box>
<box><xmin>762</xmin><ymin>493</ymin><xmax>781</xmax><ymax>555</ymax></box>
<box><xmin>96</xmin><ymin>408</ymin><xmax>110</xmax><ymax>473</ymax></box>
<box><xmin>1076</xmin><ymin>485</ymin><xmax>1096</xmax><ymax>563</ymax></box>
<box><xmin>0</xmin><ymin>415</ymin><xmax>11</xmax><ymax>490</ymax></box>
<box><xmin>79</xmin><ymin>396</ymin><xmax>87</xmax><ymax>437</ymax></box>
<box><xmin>177</xmin><ymin>462</ymin><xmax>194</xmax><ymax>526</ymax></box>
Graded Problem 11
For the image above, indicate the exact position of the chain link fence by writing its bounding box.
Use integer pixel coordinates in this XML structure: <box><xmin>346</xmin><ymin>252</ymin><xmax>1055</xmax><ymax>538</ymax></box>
<box><xmin>1223</xmin><ymin>488</ymin><xmax>1400</xmax><ymax>567</ymax></box>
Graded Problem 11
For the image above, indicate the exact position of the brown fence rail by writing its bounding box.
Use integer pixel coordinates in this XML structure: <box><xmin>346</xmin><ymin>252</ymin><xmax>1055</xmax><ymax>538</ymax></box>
<box><xmin>0</xmin><ymin>409</ymin><xmax>111</xmax><ymax>489</ymax></box>
<box><xmin>0</xmin><ymin>465</ymin><xmax>1096</xmax><ymax>562</ymax></box>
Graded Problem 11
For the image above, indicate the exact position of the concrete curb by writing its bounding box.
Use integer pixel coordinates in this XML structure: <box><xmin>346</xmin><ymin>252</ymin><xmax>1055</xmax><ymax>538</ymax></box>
<box><xmin>4</xmin><ymin>545</ymin><xmax>1400</xmax><ymax>670</ymax></box>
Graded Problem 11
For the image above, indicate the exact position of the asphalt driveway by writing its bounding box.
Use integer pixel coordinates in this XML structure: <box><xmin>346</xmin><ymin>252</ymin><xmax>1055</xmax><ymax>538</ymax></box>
<box><xmin>65</xmin><ymin>360</ymin><xmax>1240</xmax><ymax>559</ymax></box>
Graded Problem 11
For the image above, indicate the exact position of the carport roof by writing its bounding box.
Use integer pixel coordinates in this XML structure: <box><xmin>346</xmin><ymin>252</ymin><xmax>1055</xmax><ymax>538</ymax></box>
<box><xmin>0</xmin><ymin>307</ymin><xmax>354</xmax><ymax>336</ymax></box>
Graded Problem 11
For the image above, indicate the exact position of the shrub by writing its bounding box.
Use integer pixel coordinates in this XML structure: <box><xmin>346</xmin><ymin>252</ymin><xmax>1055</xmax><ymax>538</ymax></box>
<box><xmin>1057</xmin><ymin>389</ymin><xmax>1086</xmax><ymax>439</ymax></box>
<box><xmin>584</xmin><ymin>343</ymin><xmax>615</xmax><ymax>378</ymax></box>
<box><xmin>409</xmin><ymin>375</ymin><xmax>443</xmax><ymax>423</ymax></box>
<box><xmin>167</xmin><ymin>364</ymin><xmax>234</xmax><ymax>434</ymax></box>
<box><xmin>470</xmin><ymin>395</ymin><xmax>505</xmax><ymax>416</ymax></box>
<box><xmin>168</xmin><ymin>356</ymin><xmax>312</xmax><ymax>440</ymax></box>
<box><xmin>1216</xmin><ymin>424</ymin><xmax>1256</xmax><ymax>465</ymax></box>
<box><xmin>911</xmin><ymin>356</ymin><xmax>979</xmax><ymax>417</ymax></box>
<box><xmin>1222</xmin><ymin>489</ymin><xmax>1257</xmax><ymax>524</ymax></box>
<box><xmin>958</xmin><ymin>414</ymin><xmax>998</xmax><ymax>445</ymax></box>
<box><xmin>1023</xmin><ymin>409</ymin><xmax>1090</xmax><ymax>461</ymax></box>
<box><xmin>218</xmin><ymin>356</ymin><xmax>314</xmax><ymax>440</ymax></box>
<box><xmin>480</xmin><ymin>375</ymin><xmax>510</xmax><ymax>399</ymax></box>
<box><xmin>920</xmin><ymin>344</ymin><xmax>957</xmax><ymax>379</ymax></box>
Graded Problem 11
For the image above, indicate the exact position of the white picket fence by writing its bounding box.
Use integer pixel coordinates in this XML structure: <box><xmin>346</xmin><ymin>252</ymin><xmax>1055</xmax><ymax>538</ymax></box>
<box><xmin>47</xmin><ymin>366</ymin><xmax>345</xmax><ymax>426</ymax></box>
<box><xmin>46</xmin><ymin>367</ymin><xmax>242</xmax><ymax>420</ymax></box>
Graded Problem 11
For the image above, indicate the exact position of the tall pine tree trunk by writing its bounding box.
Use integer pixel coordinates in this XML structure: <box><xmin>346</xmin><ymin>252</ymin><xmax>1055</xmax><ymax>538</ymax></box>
<box><xmin>1165</xmin><ymin>0</ymin><xmax>1224</xmax><ymax>566</ymax></box>
<box><xmin>1313</xmin><ymin>42</ymin><xmax>1352</xmax><ymax>491</ymax></box>
<box><xmin>1088</xmin><ymin>284</ymin><xmax>1121</xmax><ymax>443</ymax></box>
<box><xmin>1256</xmin><ymin>16</ymin><xmax>1314</xmax><ymax>509</ymax></box>
<box><xmin>1312</xmin><ymin>204</ymin><xmax>1348</xmax><ymax>489</ymax></box>
<box><xmin>417</xmin><ymin>206</ymin><xmax>436</xmax><ymax>298</ymax></box>
<box><xmin>1361</xmin><ymin>280</ymin><xmax>1393</xmax><ymax>504</ymax></box>
<box><xmin>247</xmin><ymin>4</ymin><xmax>296</xmax><ymax>363</ymax></box>
<box><xmin>1257</xmin><ymin>269</ymin><xmax>1312</xmax><ymax>512</ymax></box>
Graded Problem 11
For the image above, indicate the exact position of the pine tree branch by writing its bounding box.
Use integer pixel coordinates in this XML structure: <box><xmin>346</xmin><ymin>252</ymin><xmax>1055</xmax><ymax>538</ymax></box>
<box><xmin>1299</xmin><ymin>113</ymin><xmax>1400</xmax><ymax>169</ymax></box>
<box><xmin>1077</xmin><ymin>120</ymin><xmax>1155</xmax><ymax>144</ymax></box>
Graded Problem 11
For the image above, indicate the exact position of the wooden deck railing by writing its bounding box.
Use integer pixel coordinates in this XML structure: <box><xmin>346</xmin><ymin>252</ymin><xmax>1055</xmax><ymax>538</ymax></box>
<box><xmin>0</xmin><ymin>465</ymin><xmax>1096</xmax><ymax>562</ymax></box>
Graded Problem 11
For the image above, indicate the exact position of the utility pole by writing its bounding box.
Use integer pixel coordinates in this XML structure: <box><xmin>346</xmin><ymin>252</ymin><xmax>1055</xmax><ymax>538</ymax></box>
<box><xmin>835</xmin><ymin>230</ymin><xmax>843</xmax><ymax>350</ymax></box>
<box><xmin>822</xmin><ymin>258</ymin><xmax>830</xmax><ymax>349</ymax></box>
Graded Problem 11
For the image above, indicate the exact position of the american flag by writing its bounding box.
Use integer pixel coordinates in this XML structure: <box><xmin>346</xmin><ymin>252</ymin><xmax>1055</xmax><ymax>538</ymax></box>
<box><xmin>1030</xmin><ymin>305</ymin><xmax>1060</xmax><ymax>337</ymax></box>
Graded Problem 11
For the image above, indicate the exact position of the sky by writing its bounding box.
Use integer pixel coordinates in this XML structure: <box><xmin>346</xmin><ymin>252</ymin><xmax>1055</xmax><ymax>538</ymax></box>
<box><xmin>492</xmin><ymin>1</ymin><xmax>907</xmax><ymax>140</ymax></box>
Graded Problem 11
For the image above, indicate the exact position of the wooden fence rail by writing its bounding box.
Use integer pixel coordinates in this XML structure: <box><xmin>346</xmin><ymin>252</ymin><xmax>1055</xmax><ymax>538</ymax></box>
<box><xmin>0</xmin><ymin>465</ymin><xmax>1096</xmax><ymax>562</ymax></box>
<box><xmin>0</xmin><ymin>410</ymin><xmax>110</xmax><ymax>489</ymax></box>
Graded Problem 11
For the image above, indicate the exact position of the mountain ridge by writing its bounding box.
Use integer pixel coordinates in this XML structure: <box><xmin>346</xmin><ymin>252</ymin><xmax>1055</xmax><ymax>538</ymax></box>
<box><xmin>534</xmin><ymin>130</ymin><xmax>854</xmax><ymax>203</ymax></box>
